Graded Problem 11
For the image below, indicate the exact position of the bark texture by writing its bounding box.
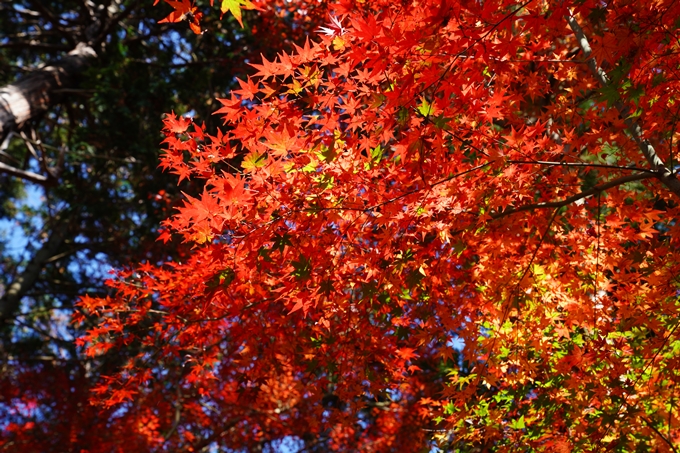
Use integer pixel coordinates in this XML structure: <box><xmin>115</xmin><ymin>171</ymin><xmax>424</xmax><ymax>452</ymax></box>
<box><xmin>0</xmin><ymin>43</ymin><xmax>96</xmax><ymax>140</ymax></box>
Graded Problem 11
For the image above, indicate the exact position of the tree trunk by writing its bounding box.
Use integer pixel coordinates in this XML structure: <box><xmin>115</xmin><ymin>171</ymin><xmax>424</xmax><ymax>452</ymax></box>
<box><xmin>0</xmin><ymin>217</ymin><xmax>70</xmax><ymax>323</ymax></box>
<box><xmin>0</xmin><ymin>43</ymin><xmax>97</xmax><ymax>140</ymax></box>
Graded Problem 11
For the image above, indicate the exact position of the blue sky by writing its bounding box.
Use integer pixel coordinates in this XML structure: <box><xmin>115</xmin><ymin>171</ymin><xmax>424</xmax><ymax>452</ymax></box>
<box><xmin>0</xmin><ymin>182</ymin><xmax>43</xmax><ymax>263</ymax></box>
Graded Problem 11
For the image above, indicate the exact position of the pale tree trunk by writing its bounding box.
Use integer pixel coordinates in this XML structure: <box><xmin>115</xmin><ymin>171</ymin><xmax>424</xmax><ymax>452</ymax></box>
<box><xmin>0</xmin><ymin>43</ymin><xmax>97</xmax><ymax>184</ymax></box>
<box><xmin>0</xmin><ymin>43</ymin><xmax>97</xmax><ymax>140</ymax></box>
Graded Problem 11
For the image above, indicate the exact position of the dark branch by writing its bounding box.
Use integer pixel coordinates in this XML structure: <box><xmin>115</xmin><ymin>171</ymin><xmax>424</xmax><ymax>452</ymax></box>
<box><xmin>94</xmin><ymin>0</ymin><xmax>143</xmax><ymax>48</ymax></box>
<box><xmin>27</xmin><ymin>1</ymin><xmax>77</xmax><ymax>48</ymax></box>
<box><xmin>489</xmin><ymin>173</ymin><xmax>653</xmax><ymax>220</ymax></box>
<box><xmin>508</xmin><ymin>160</ymin><xmax>654</xmax><ymax>173</ymax></box>
<box><xmin>566</xmin><ymin>13</ymin><xmax>680</xmax><ymax>199</ymax></box>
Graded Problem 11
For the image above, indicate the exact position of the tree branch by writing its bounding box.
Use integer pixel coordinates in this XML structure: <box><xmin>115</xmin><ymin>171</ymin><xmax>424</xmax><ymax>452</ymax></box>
<box><xmin>565</xmin><ymin>12</ymin><xmax>680</xmax><ymax>199</ymax></box>
<box><xmin>369</xmin><ymin>163</ymin><xmax>492</xmax><ymax>211</ymax></box>
<box><xmin>94</xmin><ymin>0</ymin><xmax>142</xmax><ymax>48</ymax></box>
<box><xmin>20</xmin><ymin>130</ymin><xmax>64</xmax><ymax>180</ymax></box>
<box><xmin>641</xmin><ymin>416</ymin><xmax>679</xmax><ymax>453</ymax></box>
<box><xmin>27</xmin><ymin>0</ymin><xmax>77</xmax><ymax>48</ymax></box>
<box><xmin>0</xmin><ymin>43</ymin><xmax>97</xmax><ymax>140</ymax></box>
<box><xmin>489</xmin><ymin>172</ymin><xmax>653</xmax><ymax>220</ymax></box>
<box><xmin>0</xmin><ymin>218</ymin><xmax>70</xmax><ymax>322</ymax></box>
<box><xmin>508</xmin><ymin>160</ymin><xmax>654</xmax><ymax>173</ymax></box>
<box><xmin>6</xmin><ymin>7</ymin><xmax>40</xmax><ymax>17</ymax></box>
<box><xmin>77</xmin><ymin>0</ymin><xmax>97</xmax><ymax>23</ymax></box>
<box><xmin>0</xmin><ymin>160</ymin><xmax>49</xmax><ymax>184</ymax></box>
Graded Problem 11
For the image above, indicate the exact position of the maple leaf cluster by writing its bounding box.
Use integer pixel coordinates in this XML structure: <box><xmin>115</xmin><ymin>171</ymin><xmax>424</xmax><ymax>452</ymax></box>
<box><xmin>73</xmin><ymin>0</ymin><xmax>680</xmax><ymax>451</ymax></box>
<box><xmin>156</xmin><ymin>0</ymin><xmax>255</xmax><ymax>31</ymax></box>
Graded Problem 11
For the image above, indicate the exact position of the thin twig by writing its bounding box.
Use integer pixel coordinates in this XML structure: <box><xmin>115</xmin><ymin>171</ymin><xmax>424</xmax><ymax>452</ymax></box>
<box><xmin>508</xmin><ymin>160</ymin><xmax>654</xmax><ymax>173</ymax></box>
<box><xmin>641</xmin><ymin>416</ymin><xmax>679</xmax><ymax>453</ymax></box>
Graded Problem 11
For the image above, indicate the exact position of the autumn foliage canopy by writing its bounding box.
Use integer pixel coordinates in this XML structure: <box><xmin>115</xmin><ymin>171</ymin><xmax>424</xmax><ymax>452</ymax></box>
<box><xmin>47</xmin><ymin>0</ymin><xmax>680</xmax><ymax>450</ymax></box>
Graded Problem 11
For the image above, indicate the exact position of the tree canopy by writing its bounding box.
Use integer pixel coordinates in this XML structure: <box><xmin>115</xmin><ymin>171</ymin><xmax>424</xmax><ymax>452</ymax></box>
<box><xmin>5</xmin><ymin>0</ymin><xmax>680</xmax><ymax>451</ymax></box>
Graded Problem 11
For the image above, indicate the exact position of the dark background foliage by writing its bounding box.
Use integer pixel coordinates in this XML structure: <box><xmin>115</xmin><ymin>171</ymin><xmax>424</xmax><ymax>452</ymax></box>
<box><xmin>0</xmin><ymin>1</ymin><xmax>322</xmax><ymax>450</ymax></box>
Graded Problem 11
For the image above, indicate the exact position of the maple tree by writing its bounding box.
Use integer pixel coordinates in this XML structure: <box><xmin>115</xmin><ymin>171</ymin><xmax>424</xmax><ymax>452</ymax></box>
<box><xmin>23</xmin><ymin>0</ymin><xmax>680</xmax><ymax>451</ymax></box>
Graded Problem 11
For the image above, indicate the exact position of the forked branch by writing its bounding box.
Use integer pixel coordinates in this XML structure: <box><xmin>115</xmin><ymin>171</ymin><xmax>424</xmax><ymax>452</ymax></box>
<box><xmin>565</xmin><ymin>13</ymin><xmax>680</xmax><ymax>199</ymax></box>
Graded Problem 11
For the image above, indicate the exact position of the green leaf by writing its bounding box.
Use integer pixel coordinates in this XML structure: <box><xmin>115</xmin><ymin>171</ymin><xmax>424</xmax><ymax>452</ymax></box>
<box><xmin>452</xmin><ymin>241</ymin><xmax>467</xmax><ymax>257</ymax></box>
<box><xmin>580</xmin><ymin>169</ymin><xmax>598</xmax><ymax>192</ymax></box>
<box><xmin>510</xmin><ymin>415</ymin><xmax>526</xmax><ymax>430</ymax></box>
<box><xmin>417</xmin><ymin>99</ymin><xmax>432</xmax><ymax>117</ymax></box>
<box><xmin>432</xmin><ymin>115</ymin><xmax>451</xmax><ymax>129</ymax></box>
<box><xmin>625</xmin><ymin>84</ymin><xmax>645</xmax><ymax>105</ymax></box>
<box><xmin>241</xmin><ymin>152</ymin><xmax>266</xmax><ymax>170</ymax></box>
<box><xmin>220</xmin><ymin>0</ymin><xmax>254</xmax><ymax>27</ymax></box>
<box><xmin>207</xmin><ymin>268</ymin><xmax>235</xmax><ymax>289</ymax></box>
<box><xmin>317</xmin><ymin>174</ymin><xmax>334</xmax><ymax>190</ymax></box>
<box><xmin>302</xmin><ymin>160</ymin><xmax>317</xmax><ymax>173</ymax></box>
<box><xmin>318</xmin><ymin>143</ymin><xmax>337</xmax><ymax>162</ymax></box>
<box><xmin>397</xmin><ymin>107</ymin><xmax>410</xmax><ymax>125</ymax></box>
<box><xmin>291</xmin><ymin>254</ymin><xmax>312</xmax><ymax>280</ymax></box>
<box><xmin>627</xmin><ymin>107</ymin><xmax>643</xmax><ymax>119</ymax></box>
<box><xmin>371</xmin><ymin>144</ymin><xmax>383</xmax><ymax>163</ymax></box>
<box><xmin>598</xmin><ymin>84</ymin><xmax>620</xmax><ymax>107</ymax></box>
<box><xmin>258</xmin><ymin>246</ymin><xmax>273</xmax><ymax>262</ymax></box>
<box><xmin>272</xmin><ymin>233</ymin><xmax>293</xmax><ymax>253</ymax></box>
